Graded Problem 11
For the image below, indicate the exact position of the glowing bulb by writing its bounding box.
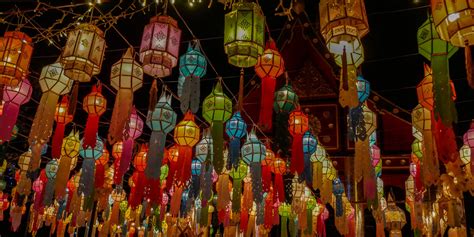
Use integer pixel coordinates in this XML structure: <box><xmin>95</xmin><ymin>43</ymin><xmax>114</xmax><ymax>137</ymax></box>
<box><xmin>448</xmin><ymin>13</ymin><xmax>460</xmax><ymax>22</ymax></box>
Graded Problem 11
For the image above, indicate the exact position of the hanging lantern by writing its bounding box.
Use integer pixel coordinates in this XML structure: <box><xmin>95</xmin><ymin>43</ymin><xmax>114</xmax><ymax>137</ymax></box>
<box><xmin>195</xmin><ymin>128</ymin><xmax>213</xmax><ymax>163</ymax></box>
<box><xmin>255</xmin><ymin>39</ymin><xmax>285</xmax><ymax>130</ymax></box>
<box><xmin>224</xmin><ymin>1</ymin><xmax>265</xmax><ymax>68</ymax></box>
<box><xmin>130</xmin><ymin>144</ymin><xmax>148</xmax><ymax>208</ymax></box>
<box><xmin>146</xmin><ymin>92</ymin><xmax>176</xmax><ymax>180</ymax></box>
<box><xmin>50</xmin><ymin>96</ymin><xmax>73</xmax><ymax>159</ymax></box>
<box><xmin>412</xmin><ymin>139</ymin><xmax>423</xmax><ymax>160</ymax></box>
<box><xmin>274</xmin><ymin>84</ymin><xmax>298</xmax><ymax>113</ymax></box>
<box><xmin>179</xmin><ymin>42</ymin><xmax>207</xmax><ymax>78</ymax></box>
<box><xmin>16</xmin><ymin>151</ymin><xmax>33</xmax><ymax>195</ymax></box>
<box><xmin>0</xmin><ymin>31</ymin><xmax>33</xmax><ymax>86</ymax></box>
<box><xmin>332</xmin><ymin>178</ymin><xmax>345</xmax><ymax>217</ymax></box>
<box><xmin>108</xmin><ymin>48</ymin><xmax>143</xmax><ymax>144</ymax></box>
<box><xmin>139</xmin><ymin>15</ymin><xmax>181</xmax><ymax>77</ymax></box>
<box><xmin>225</xmin><ymin>112</ymin><xmax>247</xmax><ymax>169</ymax></box>
<box><xmin>82</xmin><ymin>84</ymin><xmax>107</xmax><ymax>148</ymax></box>
<box><xmin>302</xmin><ymin>131</ymin><xmax>318</xmax><ymax>185</ymax></box>
<box><xmin>173</xmin><ymin>111</ymin><xmax>200</xmax><ymax>183</ymax></box>
<box><xmin>261</xmin><ymin>144</ymin><xmax>274</xmax><ymax>192</ymax></box>
<box><xmin>430</xmin><ymin>1</ymin><xmax>474</xmax><ymax>89</ymax></box>
<box><xmin>241</xmin><ymin>129</ymin><xmax>266</xmax><ymax>203</ymax></box>
<box><xmin>177</xmin><ymin>74</ymin><xmax>185</xmax><ymax>97</ymax></box>
<box><xmin>115</xmin><ymin>108</ymin><xmax>143</xmax><ymax>185</ymax></box>
<box><xmin>383</xmin><ymin>193</ymin><xmax>407</xmax><ymax>237</ymax></box>
<box><xmin>203</xmin><ymin>82</ymin><xmax>233</xmax><ymax>174</ymax></box>
<box><xmin>29</xmin><ymin>62</ymin><xmax>73</xmax><ymax>146</ymax></box>
<box><xmin>288</xmin><ymin>108</ymin><xmax>309</xmax><ymax>175</ymax></box>
<box><xmin>61</xmin><ymin>24</ymin><xmax>106</xmax><ymax>82</ymax></box>
<box><xmin>405</xmin><ymin>175</ymin><xmax>415</xmax><ymax>202</ymax></box>
<box><xmin>54</xmin><ymin>130</ymin><xmax>80</xmax><ymax>199</ymax></box>
<box><xmin>356</xmin><ymin>76</ymin><xmax>370</xmax><ymax>103</ymax></box>
<box><xmin>229</xmin><ymin>161</ymin><xmax>247</xmax><ymax>212</ymax></box>
<box><xmin>271</xmin><ymin>157</ymin><xmax>286</xmax><ymax>202</ymax></box>
<box><xmin>78</xmin><ymin>136</ymin><xmax>104</xmax><ymax>197</ymax></box>
<box><xmin>459</xmin><ymin>144</ymin><xmax>471</xmax><ymax>165</ymax></box>
<box><xmin>42</xmin><ymin>159</ymin><xmax>59</xmax><ymax>206</ymax></box>
<box><xmin>0</xmin><ymin>78</ymin><xmax>31</xmax><ymax>142</ymax></box>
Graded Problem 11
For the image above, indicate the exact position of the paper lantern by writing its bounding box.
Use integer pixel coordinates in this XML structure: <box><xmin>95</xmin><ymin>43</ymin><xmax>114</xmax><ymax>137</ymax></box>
<box><xmin>224</xmin><ymin>1</ymin><xmax>265</xmax><ymax>68</ymax></box>
<box><xmin>405</xmin><ymin>175</ymin><xmax>415</xmax><ymax>202</ymax></box>
<box><xmin>195</xmin><ymin>128</ymin><xmax>213</xmax><ymax>163</ymax></box>
<box><xmin>255</xmin><ymin>39</ymin><xmax>285</xmax><ymax>130</ymax></box>
<box><xmin>115</xmin><ymin>109</ymin><xmax>143</xmax><ymax>185</ymax></box>
<box><xmin>146</xmin><ymin>92</ymin><xmax>176</xmax><ymax>180</ymax></box>
<box><xmin>45</xmin><ymin>160</ymin><xmax>59</xmax><ymax>179</ymax></box>
<box><xmin>94</xmin><ymin>148</ymin><xmax>109</xmax><ymax>189</ymax></box>
<box><xmin>173</xmin><ymin>111</ymin><xmax>200</xmax><ymax>183</ymax></box>
<box><xmin>302</xmin><ymin>131</ymin><xmax>317</xmax><ymax>185</ymax></box>
<box><xmin>332</xmin><ymin>178</ymin><xmax>344</xmax><ymax>217</ymax></box>
<box><xmin>288</xmin><ymin>108</ymin><xmax>309</xmax><ymax>175</ymax></box>
<box><xmin>417</xmin><ymin>16</ymin><xmax>458</xmax><ymax>61</ymax></box>
<box><xmin>383</xmin><ymin>194</ymin><xmax>406</xmax><ymax>237</ymax></box>
<box><xmin>139</xmin><ymin>15</ymin><xmax>181</xmax><ymax>77</ymax></box>
<box><xmin>18</xmin><ymin>151</ymin><xmax>32</xmax><ymax>172</ymax></box>
<box><xmin>271</xmin><ymin>157</ymin><xmax>286</xmax><ymax>202</ymax></box>
<box><xmin>460</xmin><ymin>144</ymin><xmax>471</xmax><ymax>165</ymax></box>
<box><xmin>356</xmin><ymin>76</ymin><xmax>370</xmax><ymax>103</ymax></box>
<box><xmin>0</xmin><ymin>31</ymin><xmax>33</xmax><ymax>86</ymax></box>
<box><xmin>261</xmin><ymin>145</ymin><xmax>274</xmax><ymax>192</ymax></box>
<box><xmin>50</xmin><ymin>96</ymin><xmax>73</xmax><ymax>159</ymax></box>
<box><xmin>241</xmin><ymin>129</ymin><xmax>265</xmax><ymax>203</ymax></box>
<box><xmin>362</xmin><ymin>104</ymin><xmax>376</xmax><ymax>136</ymax></box>
<box><xmin>54</xmin><ymin>130</ymin><xmax>80</xmax><ymax>199</ymax></box>
<box><xmin>82</xmin><ymin>84</ymin><xmax>107</xmax><ymax>148</ymax></box>
<box><xmin>203</xmin><ymin>82</ymin><xmax>232</xmax><ymax>174</ymax></box>
<box><xmin>179</xmin><ymin>42</ymin><xmax>207</xmax><ymax>78</ymax></box>
<box><xmin>0</xmin><ymin>78</ymin><xmax>31</xmax><ymax>142</ymax></box>
<box><xmin>108</xmin><ymin>48</ymin><xmax>143</xmax><ymax>144</ymax></box>
<box><xmin>191</xmin><ymin>159</ymin><xmax>202</xmax><ymax>176</ymax></box>
<box><xmin>130</xmin><ymin>145</ymin><xmax>148</xmax><ymax>207</ymax></box>
<box><xmin>225</xmin><ymin>112</ymin><xmax>247</xmax><ymax>169</ymax></box>
<box><xmin>133</xmin><ymin>145</ymin><xmax>148</xmax><ymax>172</ymax></box>
<box><xmin>229</xmin><ymin>162</ymin><xmax>247</xmax><ymax>212</ymax></box>
<box><xmin>412</xmin><ymin>139</ymin><xmax>423</xmax><ymax>159</ymax></box>
<box><xmin>29</xmin><ymin>62</ymin><xmax>73</xmax><ymax>146</ymax></box>
<box><xmin>78</xmin><ymin>136</ymin><xmax>103</xmax><ymax>196</ymax></box>
<box><xmin>274</xmin><ymin>84</ymin><xmax>298</xmax><ymax>113</ymax></box>
<box><xmin>312</xmin><ymin>144</ymin><xmax>327</xmax><ymax>162</ymax></box>
<box><xmin>61</xmin><ymin>23</ymin><xmax>106</xmax><ymax>82</ymax></box>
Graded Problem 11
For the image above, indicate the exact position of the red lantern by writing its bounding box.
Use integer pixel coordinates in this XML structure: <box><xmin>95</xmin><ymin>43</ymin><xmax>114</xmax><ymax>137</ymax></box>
<box><xmin>83</xmin><ymin>84</ymin><xmax>107</xmax><ymax>148</ymax></box>
<box><xmin>0</xmin><ymin>192</ymin><xmax>9</xmax><ymax>221</ymax></box>
<box><xmin>51</xmin><ymin>96</ymin><xmax>73</xmax><ymax>158</ymax></box>
<box><xmin>288</xmin><ymin>108</ymin><xmax>309</xmax><ymax>175</ymax></box>
<box><xmin>270</xmin><ymin>157</ymin><xmax>286</xmax><ymax>202</ymax></box>
<box><xmin>255</xmin><ymin>39</ymin><xmax>285</xmax><ymax>131</ymax></box>
<box><xmin>0</xmin><ymin>31</ymin><xmax>33</xmax><ymax>87</ymax></box>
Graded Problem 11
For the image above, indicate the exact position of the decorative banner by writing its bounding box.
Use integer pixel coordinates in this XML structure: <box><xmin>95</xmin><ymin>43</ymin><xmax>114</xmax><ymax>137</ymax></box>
<box><xmin>82</xmin><ymin>84</ymin><xmax>107</xmax><ymax>148</ymax></box>
<box><xmin>179</xmin><ymin>42</ymin><xmax>206</xmax><ymax>114</ymax></box>
<box><xmin>54</xmin><ymin>130</ymin><xmax>80</xmax><ymax>199</ymax></box>
<box><xmin>51</xmin><ymin>96</ymin><xmax>73</xmax><ymax>159</ymax></box>
<box><xmin>78</xmin><ymin>136</ymin><xmax>103</xmax><ymax>198</ymax></box>
<box><xmin>203</xmin><ymin>82</ymin><xmax>232</xmax><ymax>174</ymax></box>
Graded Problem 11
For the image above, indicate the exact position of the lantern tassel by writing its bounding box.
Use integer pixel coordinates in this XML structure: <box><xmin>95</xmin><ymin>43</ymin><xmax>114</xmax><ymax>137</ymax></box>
<box><xmin>54</xmin><ymin>156</ymin><xmax>72</xmax><ymax>199</ymax></box>
<box><xmin>51</xmin><ymin>122</ymin><xmax>66</xmax><ymax>159</ymax></box>
<box><xmin>29</xmin><ymin>92</ymin><xmax>60</xmax><ymax>144</ymax></box>
<box><xmin>145</xmin><ymin>131</ymin><xmax>166</xmax><ymax>179</ymax></box>
<box><xmin>432</xmin><ymin>53</ymin><xmax>457</xmax><ymax>125</ymax></box>
<box><xmin>465</xmin><ymin>42</ymin><xmax>474</xmax><ymax>88</ymax></box>
<box><xmin>240</xmin><ymin>209</ymin><xmax>249</xmax><ymax>232</ymax></box>
<box><xmin>0</xmin><ymin>102</ymin><xmax>19</xmax><ymax>142</ymax></box>
<box><xmin>433</xmin><ymin>118</ymin><xmax>458</xmax><ymax>164</ymax></box>
<box><xmin>250</xmin><ymin>163</ymin><xmax>263</xmax><ymax>204</ymax></box>
<box><xmin>212</xmin><ymin>121</ymin><xmax>225</xmax><ymax>174</ymax></box>
<box><xmin>170</xmin><ymin>185</ymin><xmax>183</xmax><ymax>216</ymax></box>
<box><xmin>306</xmin><ymin>209</ymin><xmax>313</xmax><ymax>235</ymax></box>
<box><xmin>231</xmin><ymin>179</ymin><xmax>242</xmax><ymax>212</ymax></box>
<box><xmin>83</xmin><ymin>115</ymin><xmax>100</xmax><ymax>149</ymax></box>
<box><xmin>302</xmin><ymin>153</ymin><xmax>312</xmax><ymax>187</ymax></box>
<box><xmin>42</xmin><ymin>178</ymin><xmax>56</xmax><ymax>206</ymax></box>
<box><xmin>229</xmin><ymin>138</ymin><xmax>241</xmax><ymax>169</ymax></box>
<box><xmin>149</xmin><ymin>80</ymin><xmax>158</xmax><ymax>112</ymax></box>
<box><xmin>261</xmin><ymin>164</ymin><xmax>272</xmax><ymax>192</ymax></box>
<box><xmin>281</xmin><ymin>216</ymin><xmax>288</xmax><ymax>237</ymax></box>
<box><xmin>94</xmin><ymin>164</ymin><xmax>105</xmax><ymax>189</ymax></box>
<box><xmin>217</xmin><ymin>174</ymin><xmax>230</xmax><ymax>211</ymax></box>
<box><xmin>421</xmin><ymin>129</ymin><xmax>439</xmax><ymax>186</ymax></box>
<box><xmin>264</xmin><ymin>195</ymin><xmax>273</xmax><ymax>229</ymax></box>
<box><xmin>166</xmin><ymin>160</ymin><xmax>178</xmax><ymax>190</ymax></box>
<box><xmin>191</xmin><ymin>175</ymin><xmax>201</xmax><ymax>199</ymax></box>
<box><xmin>180</xmin><ymin>76</ymin><xmax>201</xmax><ymax>114</ymax></box>
<box><xmin>78</xmin><ymin>158</ymin><xmax>96</xmax><ymax>197</ymax></box>
<box><xmin>259</xmin><ymin>76</ymin><xmax>276</xmax><ymax>131</ymax></box>
<box><xmin>68</xmin><ymin>82</ymin><xmax>79</xmax><ymax>115</ymax></box>
<box><xmin>317</xmin><ymin>211</ymin><xmax>327</xmax><ymax>237</ymax></box>
<box><xmin>274</xmin><ymin>174</ymin><xmax>285</xmax><ymax>202</ymax></box>
<box><xmin>130</xmin><ymin>172</ymin><xmax>146</xmax><ymax>208</ymax></box>
<box><xmin>290</xmin><ymin>133</ymin><xmax>304</xmax><ymax>175</ymax></box>
<box><xmin>363</xmin><ymin>172</ymin><xmax>376</xmax><ymax>208</ymax></box>
<box><xmin>116</xmin><ymin>138</ymin><xmax>133</xmax><ymax>184</ymax></box>
<box><xmin>108</xmin><ymin>90</ymin><xmax>133</xmax><ymax>144</ymax></box>
<box><xmin>178</xmin><ymin>146</ymin><xmax>193</xmax><ymax>183</ymax></box>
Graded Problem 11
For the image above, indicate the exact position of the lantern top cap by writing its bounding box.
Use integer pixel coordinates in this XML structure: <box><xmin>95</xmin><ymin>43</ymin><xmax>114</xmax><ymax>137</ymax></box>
<box><xmin>149</xmin><ymin>15</ymin><xmax>178</xmax><ymax>27</ymax></box>
<box><xmin>76</xmin><ymin>23</ymin><xmax>104</xmax><ymax>37</ymax></box>
<box><xmin>231</xmin><ymin>1</ymin><xmax>262</xmax><ymax>11</ymax></box>
<box><xmin>4</xmin><ymin>31</ymin><xmax>32</xmax><ymax>43</ymax></box>
<box><xmin>123</xmin><ymin>47</ymin><xmax>134</xmax><ymax>59</ymax></box>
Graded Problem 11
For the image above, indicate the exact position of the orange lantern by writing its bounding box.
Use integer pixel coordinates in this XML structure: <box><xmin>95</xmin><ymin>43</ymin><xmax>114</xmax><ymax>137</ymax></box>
<box><xmin>165</xmin><ymin>145</ymin><xmax>180</xmax><ymax>190</ymax></box>
<box><xmin>50</xmin><ymin>96</ymin><xmax>73</xmax><ymax>158</ymax></box>
<box><xmin>416</xmin><ymin>64</ymin><xmax>456</xmax><ymax>111</ymax></box>
<box><xmin>255</xmin><ymin>39</ymin><xmax>285</xmax><ymax>131</ymax></box>
<box><xmin>288</xmin><ymin>108</ymin><xmax>309</xmax><ymax>175</ymax></box>
<box><xmin>82</xmin><ymin>84</ymin><xmax>107</xmax><ymax>148</ymax></box>
<box><xmin>0</xmin><ymin>31</ymin><xmax>33</xmax><ymax>87</ymax></box>
<box><xmin>95</xmin><ymin>148</ymin><xmax>109</xmax><ymax>189</ymax></box>
<box><xmin>270</xmin><ymin>157</ymin><xmax>286</xmax><ymax>202</ymax></box>
<box><xmin>130</xmin><ymin>144</ymin><xmax>148</xmax><ymax>208</ymax></box>
<box><xmin>261</xmin><ymin>144</ymin><xmax>275</xmax><ymax>192</ymax></box>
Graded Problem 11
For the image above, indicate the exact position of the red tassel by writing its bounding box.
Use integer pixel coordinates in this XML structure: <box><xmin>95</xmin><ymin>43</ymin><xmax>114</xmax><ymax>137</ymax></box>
<box><xmin>259</xmin><ymin>76</ymin><xmax>276</xmax><ymax>131</ymax></box>
<box><xmin>264</xmin><ymin>196</ymin><xmax>273</xmax><ymax>229</ymax></box>
<box><xmin>218</xmin><ymin>209</ymin><xmax>226</xmax><ymax>224</ymax></box>
<box><xmin>240</xmin><ymin>209</ymin><xmax>249</xmax><ymax>232</ymax></box>
<box><xmin>433</xmin><ymin>118</ymin><xmax>458</xmax><ymax>163</ymax></box>
<box><xmin>274</xmin><ymin>174</ymin><xmax>285</xmax><ymax>202</ymax></box>
<box><xmin>414</xmin><ymin>163</ymin><xmax>423</xmax><ymax>193</ymax></box>
<box><xmin>272</xmin><ymin>204</ymin><xmax>279</xmax><ymax>226</ymax></box>
<box><xmin>178</xmin><ymin>146</ymin><xmax>193</xmax><ymax>183</ymax></box>
<box><xmin>94</xmin><ymin>164</ymin><xmax>105</xmax><ymax>189</ymax></box>
<box><xmin>117</xmin><ymin>138</ymin><xmax>133</xmax><ymax>184</ymax></box>
<box><xmin>166</xmin><ymin>159</ymin><xmax>178</xmax><ymax>191</ymax></box>
<box><xmin>146</xmin><ymin>178</ymin><xmax>162</xmax><ymax>205</ymax></box>
<box><xmin>291</xmin><ymin>134</ymin><xmax>304</xmax><ymax>174</ymax></box>
<box><xmin>83</xmin><ymin>115</ymin><xmax>100</xmax><ymax>149</ymax></box>
<box><xmin>262</xmin><ymin>165</ymin><xmax>272</xmax><ymax>192</ymax></box>
<box><xmin>51</xmin><ymin>123</ymin><xmax>66</xmax><ymax>159</ymax></box>
<box><xmin>130</xmin><ymin>172</ymin><xmax>146</xmax><ymax>208</ymax></box>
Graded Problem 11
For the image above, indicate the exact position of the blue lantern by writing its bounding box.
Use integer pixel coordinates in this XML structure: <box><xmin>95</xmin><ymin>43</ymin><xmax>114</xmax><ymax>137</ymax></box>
<box><xmin>191</xmin><ymin>159</ymin><xmax>202</xmax><ymax>176</ymax></box>
<box><xmin>195</xmin><ymin>128</ymin><xmax>213</xmax><ymax>163</ymax></box>
<box><xmin>179</xmin><ymin>43</ymin><xmax>207</xmax><ymax>78</ymax></box>
<box><xmin>332</xmin><ymin>178</ymin><xmax>344</xmax><ymax>217</ymax></box>
<box><xmin>369</xmin><ymin>131</ymin><xmax>377</xmax><ymax>146</ymax></box>
<box><xmin>42</xmin><ymin>159</ymin><xmax>59</xmax><ymax>206</ymax></box>
<box><xmin>146</xmin><ymin>93</ymin><xmax>177</xmax><ymax>180</ymax></box>
<box><xmin>241</xmin><ymin>129</ymin><xmax>266</xmax><ymax>203</ymax></box>
<box><xmin>225</xmin><ymin>112</ymin><xmax>247</xmax><ymax>168</ymax></box>
<box><xmin>78</xmin><ymin>136</ymin><xmax>103</xmax><ymax>196</ymax></box>
<box><xmin>190</xmin><ymin>159</ymin><xmax>202</xmax><ymax>199</ymax></box>
<box><xmin>356</xmin><ymin>76</ymin><xmax>370</xmax><ymax>103</ymax></box>
<box><xmin>302</xmin><ymin>131</ymin><xmax>318</xmax><ymax>185</ymax></box>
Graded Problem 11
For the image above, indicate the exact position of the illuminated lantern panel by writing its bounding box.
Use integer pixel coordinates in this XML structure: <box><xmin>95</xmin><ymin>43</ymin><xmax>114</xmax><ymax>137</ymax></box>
<box><xmin>417</xmin><ymin>16</ymin><xmax>458</xmax><ymax>61</ymax></box>
<box><xmin>139</xmin><ymin>16</ymin><xmax>182</xmax><ymax>78</ymax></box>
<box><xmin>411</xmin><ymin>104</ymin><xmax>431</xmax><ymax>132</ymax></box>
<box><xmin>356</xmin><ymin>76</ymin><xmax>370</xmax><ymax>103</ymax></box>
<box><xmin>431</xmin><ymin>0</ymin><xmax>474</xmax><ymax>47</ymax></box>
<box><xmin>224</xmin><ymin>2</ymin><xmax>265</xmax><ymax>68</ymax></box>
<box><xmin>254</xmin><ymin>40</ymin><xmax>285</xmax><ymax>79</ymax></box>
<box><xmin>110</xmin><ymin>48</ymin><xmax>143</xmax><ymax>92</ymax></box>
<box><xmin>0</xmin><ymin>31</ymin><xmax>33</xmax><ymax>87</ymax></box>
<box><xmin>61</xmin><ymin>24</ymin><xmax>106</xmax><ymax>82</ymax></box>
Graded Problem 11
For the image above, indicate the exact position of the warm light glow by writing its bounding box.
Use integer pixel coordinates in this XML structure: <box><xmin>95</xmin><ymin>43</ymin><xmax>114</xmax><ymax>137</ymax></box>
<box><xmin>448</xmin><ymin>13</ymin><xmax>460</xmax><ymax>22</ymax></box>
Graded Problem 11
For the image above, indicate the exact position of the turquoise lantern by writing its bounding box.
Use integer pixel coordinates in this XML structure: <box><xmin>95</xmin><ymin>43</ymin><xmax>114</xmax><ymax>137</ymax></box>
<box><xmin>202</xmin><ymin>82</ymin><xmax>233</xmax><ymax>174</ymax></box>
<box><xmin>78</xmin><ymin>136</ymin><xmax>103</xmax><ymax>196</ymax></box>
<box><xmin>195</xmin><ymin>128</ymin><xmax>213</xmax><ymax>163</ymax></box>
<box><xmin>191</xmin><ymin>159</ymin><xmax>202</xmax><ymax>176</ymax></box>
<box><xmin>146</xmin><ymin>92</ymin><xmax>177</xmax><ymax>180</ymax></box>
<box><xmin>302</xmin><ymin>131</ymin><xmax>318</xmax><ymax>185</ymax></box>
<box><xmin>190</xmin><ymin>158</ymin><xmax>202</xmax><ymax>199</ymax></box>
<box><xmin>274</xmin><ymin>84</ymin><xmax>298</xmax><ymax>113</ymax></box>
<box><xmin>356</xmin><ymin>76</ymin><xmax>370</xmax><ymax>103</ymax></box>
<box><xmin>42</xmin><ymin>159</ymin><xmax>59</xmax><ymax>206</ymax></box>
<box><xmin>179</xmin><ymin>43</ymin><xmax>207</xmax><ymax>78</ymax></box>
<box><xmin>241</xmin><ymin>129</ymin><xmax>266</xmax><ymax>204</ymax></box>
<box><xmin>225</xmin><ymin>112</ymin><xmax>247</xmax><ymax>169</ymax></box>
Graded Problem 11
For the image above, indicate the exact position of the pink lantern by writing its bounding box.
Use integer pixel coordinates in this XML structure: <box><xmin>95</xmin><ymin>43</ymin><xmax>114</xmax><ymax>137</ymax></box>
<box><xmin>139</xmin><ymin>15</ymin><xmax>182</xmax><ymax>78</ymax></box>
<box><xmin>371</xmin><ymin>145</ymin><xmax>381</xmax><ymax>167</ymax></box>
<box><xmin>114</xmin><ymin>108</ymin><xmax>143</xmax><ymax>185</ymax></box>
<box><xmin>0</xmin><ymin>78</ymin><xmax>32</xmax><ymax>142</ymax></box>
<box><xmin>463</xmin><ymin>121</ymin><xmax>474</xmax><ymax>160</ymax></box>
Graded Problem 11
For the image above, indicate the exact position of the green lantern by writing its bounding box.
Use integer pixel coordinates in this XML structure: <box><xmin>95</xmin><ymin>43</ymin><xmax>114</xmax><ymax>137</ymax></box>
<box><xmin>202</xmin><ymin>82</ymin><xmax>233</xmax><ymax>174</ymax></box>
<box><xmin>224</xmin><ymin>1</ymin><xmax>265</xmax><ymax>68</ymax></box>
<box><xmin>412</xmin><ymin>139</ymin><xmax>423</xmax><ymax>160</ymax></box>
<box><xmin>229</xmin><ymin>161</ymin><xmax>247</xmax><ymax>212</ymax></box>
<box><xmin>274</xmin><ymin>85</ymin><xmax>298</xmax><ymax>113</ymax></box>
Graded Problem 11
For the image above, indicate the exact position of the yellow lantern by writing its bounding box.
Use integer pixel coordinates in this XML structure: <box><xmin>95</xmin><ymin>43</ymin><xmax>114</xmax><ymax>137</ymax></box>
<box><xmin>173</xmin><ymin>111</ymin><xmax>200</xmax><ymax>183</ymax></box>
<box><xmin>0</xmin><ymin>31</ymin><xmax>33</xmax><ymax>87</ymax></box>
<box><xmin>61</xmin><ymin>23</ymin><xmax>106</xmax><ymax>82</ymax></box>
